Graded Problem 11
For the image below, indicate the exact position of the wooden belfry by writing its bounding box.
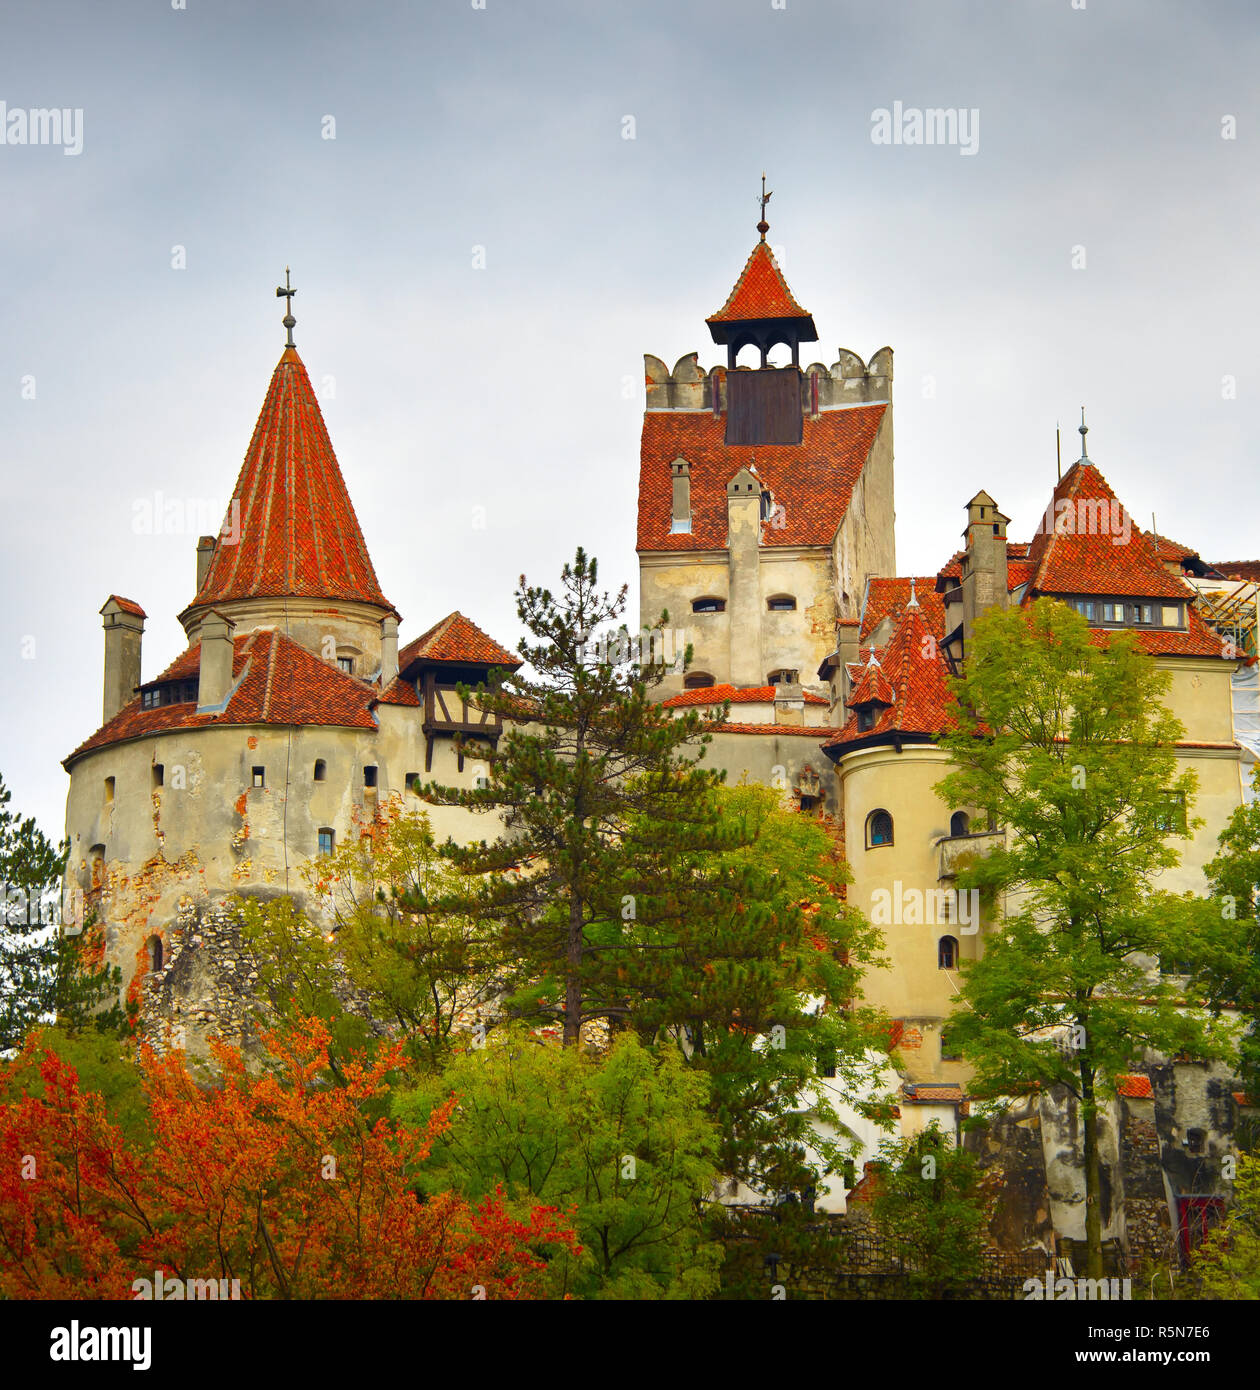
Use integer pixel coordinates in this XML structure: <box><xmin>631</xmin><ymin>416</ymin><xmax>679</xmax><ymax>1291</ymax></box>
<box><xmin>705</xmin><ymin>177</ymin><xmax>818</xmax><ymax>446</ymax></box>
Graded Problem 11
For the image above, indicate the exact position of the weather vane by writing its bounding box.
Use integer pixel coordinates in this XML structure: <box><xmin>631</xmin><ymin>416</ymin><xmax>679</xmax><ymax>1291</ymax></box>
<box><xmin>757</xmin><ymin>172</ymin><xmax>772</xmax><ymax>241</ymax></box>
<box><xmin>276</xmin><ymin>267</ymin><xmax>296</xmax><ymax>348</ymax></box>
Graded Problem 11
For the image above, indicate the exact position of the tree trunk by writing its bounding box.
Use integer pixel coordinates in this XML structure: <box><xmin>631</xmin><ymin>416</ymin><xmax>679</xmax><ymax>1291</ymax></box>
<box><xmin>1080</xmin><ymin>1061</ymin><xmax>1104</xmax><ymax>1280</ymax></box>
<box><xmin>564</xmin><ymin>894</ymin><xmax>582</xmax><ymax>1046</ymax></box>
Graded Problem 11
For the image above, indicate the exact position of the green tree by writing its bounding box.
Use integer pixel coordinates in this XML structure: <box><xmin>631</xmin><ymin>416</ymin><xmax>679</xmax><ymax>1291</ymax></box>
<box><xmin>1190</xmin><ymin>1150</ymin><xmax>1260</xmax><ymax>1297</ymax></box>
<box><xmin>871</xmin><ymin>1121</ymin><xmax>985</xmax><ymax>1298</ymax></box>
<box><xmin>1198</xmin><ymin>766</ymin><xmax>1260</xmax><ymax>1110</ymax></box>
<box><xmin>936</xmin><ymin>599</ymin><xmax>1241</xmax><ymax>1280</ymax></box>
<box><xmin>0</xmin><ymin>773</ymin><xmax>129</xmax><ymax>1051</ymax></box>
<box><xmin>394</xmin><ymin>1026</ymin><xmax>723</xmax><ymax>1298</ymax></box>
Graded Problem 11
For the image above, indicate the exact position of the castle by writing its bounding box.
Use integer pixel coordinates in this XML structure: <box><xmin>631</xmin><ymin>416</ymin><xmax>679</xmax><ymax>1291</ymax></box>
<box><xmin>63</xmin><ymin>204</ymin><xmax>1259</xmax><ymax>1254</ymax></box>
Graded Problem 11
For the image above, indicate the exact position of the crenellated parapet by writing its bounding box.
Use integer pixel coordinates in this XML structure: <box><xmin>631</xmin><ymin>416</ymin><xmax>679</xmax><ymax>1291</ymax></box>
<box><xmin>644</xmin><ymin>348</ymin><xmax>893</xmax><ymax>412</ymax></box>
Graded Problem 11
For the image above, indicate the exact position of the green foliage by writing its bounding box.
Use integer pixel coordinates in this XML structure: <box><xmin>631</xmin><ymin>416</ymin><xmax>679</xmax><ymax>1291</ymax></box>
<box><xmin>1190</xmin><ymin>1150</ymin><xmax>1260</xmax><ymax>1298</ymax></box>
<box><xmin>1199</xmin><ymin>766</ymin><xmax>1260</xmax><ymax>1104</ymax></box>
<box><xmin>870</xmin><ymin>1121</ymin><xmax>984</xmax><ymax>1298</ymax></box>
<box><xmin>935</xmin><ymin>600</ymin><xmax>1243</xmax><ymax>1277</ymax></box>
<box><xmin>394</xmin><ymin>1026</ymin><xmax>723</xmax><ymax>1298</ymax></box>
<box><xmin>0</xmin><ymin>773</ymin><xmax>130</xmax><ymax>1051</ymax></box>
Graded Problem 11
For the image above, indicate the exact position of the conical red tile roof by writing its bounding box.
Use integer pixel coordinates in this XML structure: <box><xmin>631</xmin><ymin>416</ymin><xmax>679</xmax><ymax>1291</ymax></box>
<box><xmin>707</xmin><ymin>241</ymin><xmax>813</xmax><ymax>324</ymax></box>
<box><xmin>189</xmin><ymin>347</ymin><xmax>393</xmax><ymax>611</ymax></box>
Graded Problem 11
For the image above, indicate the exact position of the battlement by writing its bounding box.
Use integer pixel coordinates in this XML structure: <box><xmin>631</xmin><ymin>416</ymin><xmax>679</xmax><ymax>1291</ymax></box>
<box><xmin>644</xmin><ymin>348</ymin><xmax>893</xmax><ymax>413</ymax></box>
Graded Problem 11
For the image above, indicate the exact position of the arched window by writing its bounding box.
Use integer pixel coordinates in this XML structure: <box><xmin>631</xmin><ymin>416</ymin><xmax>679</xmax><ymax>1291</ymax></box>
<box><xmin>313</xmin><ymin>759</ymin><xmax>327</xmax><ymax>782</ymax></box>
<box><xmin>867</xmin><ymin>810</ymin><xmax>893</xmax><ymax>848</ymax></box>
<box><xmin>691</xmin><ymin>597</ymin><xmax>726</xmax><ymax>614</ymax></box>
<box><xmin>938</xmin><ymin>935</ymin><xmax>959</xmax><ymax>970</ymax></box>
<box><xmin>146</xmin><ymin>936</ymin><xmax>163</xmax><ymax>972</ymax></box>
<box><xmin>950</xmin><ymin>811</ymin><xmax>970</xmax><ymax>837</ymax></box>
<box><xmin>767</xmin><ymin>594</ymin><xmax>797</xmax><ymax>612</ymax></box>
<box><xmin>683</xmin><ymin>672</ymin><xmax>715</xmax><ymax>689</ymax></box>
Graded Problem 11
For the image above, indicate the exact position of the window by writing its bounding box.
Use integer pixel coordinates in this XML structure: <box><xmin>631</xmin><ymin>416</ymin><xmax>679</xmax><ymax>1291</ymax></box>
<box><xmin>1099</xmin><ymin>602</ymin><xmax>1125</xmax><ymax>624</ymax></box>
<box><xmin>817</xmin><ymin>1044</ymin><xmax>837</xmax><ymax>1079</ymax></box>
<box><xmin>89</xmin><ymin>845</ymin><xmax>106</xmax><ymax>891</ymax></box>
<box><xmin>767</xmin><ymin>595</ymin><xmax>797</xmax><ymax>612</ymax></box>
<box><xmin>670</xmin><ymin>517</ymin><xmax>692</xmax><ymax>534</ymax></box>
<box><xmin>146</xmin><ymin>936</ymin><xmax>163</xmax><ymax>972</ymax></box>
<box><xmin>950</xmin><ymin>811</ymin><xmax>970</xmax><ymax>837</ymax></box>
<box><xmin>1074</xmin><ymin>600</ymin><xmax>1095</xmax><ymax>621</ymax></box>
<box><xmin>867</xmin><ymin>810</ymin><xmax>893</xmax><ymax>847</ymax></box>
<box><xmin>104</xmin><ymin>776</ymin><xmax>115</xmax><ymax>803</ymax></box>
<box><xmin>768</xmin><ymin>669</ymin><xmax>799</xmax><ymax>686</ymax></box>
<box><xmin>337</xmin><ymin>656</ymin><xmax>354</xmax><ymax>674</ymax></box>
<box><xmin>857</xmin><ymin>707</ymin><xmax>876</xmax><ymax>732</ymax></box>
<box><xmin>317</xmin><ymin>828</ymin><xmax>335</xmax><ymax>856</ymax></box>
<box><xmin>313</xmin><ymin>759</ymin><xmax>327</xmax><ymax>782</ymax></box>
<box><xmin>1154</xmin><ymin>791</ymin><xmax>1187</xmax><ymax>833</ymax></box>
<box><xmin>1162</xmin><ymin>605</ymin><xmax>1184</xmax><ymax>628</ymax></box>
<box><xmin>691</xmin><ymin>597</ymin><xmax>726</xmax><ymax>614</ymax></box>
<box><xmin>153</xmin><ymin>764</ymin><xmax>164</xmax><ymax>789</ymax></box>
<box><xmin>938</xmin><ymin>935</ymin><xmax>959</xmax><ymax>970</ymax></box>
<box><xmin>683</xmin><ymin>672</ymin><xmax>715</xmax><ymax>689</ymax></box>
<box><xmin>363</xmin><ymin>765</ymin><xmax>378</xmax><ymax>788</ymax></box>
<box><xmin>251</xmin><ymin>766</ymin><xmax>265</xmax><ymax>788</ymax></box>
<box><xmin>1134</xmin><ymin>603</ymin><xmax>1155</xmax><ymax>625</ymax></box>
<box><xmin>759</xmin><ymin>488</ymin><xmax>774</xmax><ymax>522</ymax></box>
<box><xmin>406</xmin><ymin>772</ymin><xmax>419</xmax><ymax>794</ymax></box>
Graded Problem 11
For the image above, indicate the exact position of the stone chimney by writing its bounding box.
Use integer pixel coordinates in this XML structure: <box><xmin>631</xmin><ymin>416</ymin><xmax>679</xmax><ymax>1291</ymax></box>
<box><xmin>100</xmin><ymin>596</ymin><xmax>146</xmax><ymax>723</ymax></box>
<box><xmin>773</xmin><ymin>682</ymin><xmax>805</xmax><ymax>727</ymax></box>
<box><xmin>380</xmin><ymin>613</ymin><xmax>399</xmax><ymax>687</ymax></box>
<box><xmin>726</xmin><ymin>465</ymin><xmax>763</xmax><ymax>688</ymax></box>
<box><xmin>670</xmin><ymin>457</ymin><xmax>691</xmax><ymax>533</ymax></box>
<box><xmin>196</xmin><ymin>535</ymin><xmax>217</xmax><ymax>591</ymax></box>
<box><xmin>960</xmin><ymin>491</ymin><xmax>1010</xmax><ymax>653</ymax></box>
<box><xmin>196</xmin><ymin>610</ymin><xmax>236</xmax><ymax>711</ymax></box>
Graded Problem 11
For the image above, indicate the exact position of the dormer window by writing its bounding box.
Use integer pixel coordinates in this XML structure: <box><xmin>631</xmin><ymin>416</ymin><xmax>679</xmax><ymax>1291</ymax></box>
<box><xmin>857</xmin><ymin>707</ymin><xmax>876</xmax><ymax>732</ymax></box>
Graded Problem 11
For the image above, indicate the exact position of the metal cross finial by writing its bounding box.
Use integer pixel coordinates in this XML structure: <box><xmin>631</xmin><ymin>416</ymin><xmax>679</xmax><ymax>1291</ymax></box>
<box><xmin>275</xmin><ymin>266</ymin><xmax>297</xmax><ymax>348</ymax></box>
<box><xmin>1078</xmin><ymin>406</ymin><xmax>1089</xmax><ymax>460</ymax></box>
<box><xmin>757</xmin><ymin>172</ymin><xmax>772</xmax><ymax>240</ymax></box>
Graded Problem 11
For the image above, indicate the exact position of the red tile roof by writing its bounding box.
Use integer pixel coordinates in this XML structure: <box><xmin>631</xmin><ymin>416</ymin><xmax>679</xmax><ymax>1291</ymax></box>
<box><xmin>1147</xmin><ymin>532</ymin><xmax>1200</xmax><ymax>563</ymax></box>
<box><xmin>1115</xmin><ymin>1074</ymin><xmax>1153</xmax><ymax>1099</ymax></box>
<box><xmin>661</xmin><ymin>684</ymin><xmax>828</xmax><ymax>708</ymax></box>
<box><xmin>397</xmin><ymin>611</ymin><xmax>520</xmax><ymax>669</ymax></box>
<box><xmin>102</xmin><ymin>595</ymin><xmax>147</xmax><ymax>619</ymax></box>
<box><xmin>1025</xmin><ymin>462</ymin><xmax>1188</xmax><ymax>600</ymax></box>
<box><xmin>860</xmin><ymin>578</ymin><xmax>947</xmax><ymax>643</ymax></box>
<box><xmin>825</xmin><ymin>606</ymin><xmax>957</xmax><ymax>753</ymax></box>
<box><xmin>375</xmin><ymin>675</ymin><xmax>421</xmax><ymax>707</ymax></box>
<box><xmin>186</xmin><ymin>347</ymin><xmax>393</xmax><ymax>614</ymax></box>
<box><xmin>714</xmin><ymin>723</ymin><xmax>843</xmax><ymax>738</ymax></box>
<box><xmin>902</xmin><ymin>1083</ymin><xmax>964</xmax><ymax>1104</ymax></box>
<box><xmin>637</xmin><ymin>405</ymin><xmax>887</xmax><ymax>552</ymax></box>
<box><xmin>937</xmin><ymin>541</ymin><xmax>1030</xmax><ymax>583</ymax></box>
<box><xmin>707</xmin><ymin>240</ymin><xmax>812</xmax><ymax>324</ymax></box>
<box><xmin>846</xmin><ymin>657</ymin><xmax>897</xmax><ymax>709</ymax></box>
<box><xmin>1211</xmin><ymin>561</ymin><xmax>1260</xmax><ymax>583</ymax></box>
<box><xmin>64</xmin><ymin>628</ymin><xmax>379</xmax><ymax>766</ymax></box>
<box><xmin>1082</xmin><ymin>608</ymin><xmax>1224</xmax><ymax>658</ymax></box>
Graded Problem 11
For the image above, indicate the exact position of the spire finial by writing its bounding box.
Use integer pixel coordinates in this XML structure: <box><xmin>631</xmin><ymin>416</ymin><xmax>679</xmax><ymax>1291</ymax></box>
<box><xmin>1078</xmin><ymin>406</ymin><xmax>1089</xmax><ymax>461</ymax></box>
<box><xmin>757</xmin><ymin>172</ymin><xmax>772</xmax><ymax>241</ymax></box>
<box><xmin>275</xmin><ymin>266</ymin><xmax>297</xmax><ymax>349</ymax></box>
<box><xmin>906</xmin><ymin>577</ymin><xmax>920</xmax><ymax>609</ymax></box>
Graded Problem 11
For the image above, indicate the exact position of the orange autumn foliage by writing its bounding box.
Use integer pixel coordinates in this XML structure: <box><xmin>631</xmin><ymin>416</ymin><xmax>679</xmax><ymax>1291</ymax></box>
<box><xmin>0</xmin><ymin>1018</ymin><xmax>577</xmax><ymax>1300</ymax></box>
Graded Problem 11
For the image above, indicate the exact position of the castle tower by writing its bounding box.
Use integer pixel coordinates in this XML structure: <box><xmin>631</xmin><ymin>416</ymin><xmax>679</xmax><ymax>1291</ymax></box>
<box><xmin>637</xmin><ymin>189</ymin><xmax>896</xmax><ymax>706</ymax></box>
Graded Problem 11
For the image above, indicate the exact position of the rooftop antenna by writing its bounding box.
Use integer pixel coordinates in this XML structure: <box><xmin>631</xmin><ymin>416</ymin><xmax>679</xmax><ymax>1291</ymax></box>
<box><xmin>275</xmin><ymin>266</ymin><xmax>297</xmax><ymax>348</ymax></box>
<box><xmin>1056</xmin><ymin>422</ymin><xmax>1061</xmax><ymax>481</ymax></box>
<box><xmin>757</xmin><ymin>172</ymin><xmax>772</xmax><ymax>241</ymax></box>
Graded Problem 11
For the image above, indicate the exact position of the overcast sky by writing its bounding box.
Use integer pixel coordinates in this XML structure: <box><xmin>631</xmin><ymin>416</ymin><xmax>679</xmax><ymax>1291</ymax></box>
<box><xmin>2</xmin><ymin>0</ymin><xmax>1257</xmax><ymax>838</ymax></box>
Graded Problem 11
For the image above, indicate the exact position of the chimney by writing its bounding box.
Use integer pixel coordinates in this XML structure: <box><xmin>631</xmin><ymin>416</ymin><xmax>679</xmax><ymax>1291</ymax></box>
<box><xmin>380</xmin><ymin>614</ymin><xmax>399</xmax><ymax>687</ymax></box>
<box><xmin>670</xmin><ymin>457</ymin><xmax>691</xmax><ymax>534</ymax></box>
<box><xmin>773</xmin><ymin>682</ymin><xmax>805</xmax><ymax>727</ymax></box>
<box><xmin>726</xmin><ymin>466</ymin><xmax>764</xmax><ymax>688</ymax></box>
<box><xmin>99</xmin><ymin>596</ymin><xmax>146</xmax><ymax>723</ymax></box>
<box><xmin>960</xmin><ymin>491</ymin><xmax>1010</xmax><ymax>653</ymax></box>
<box><xmin>196</xmin><ymin>535</ymin><xmax>217</xmax><ymax>591</ymax></box>
<box><xmin>196</xmin><ymin>610</ymin><xmax>236</xmax><ymax>711</ymax></box>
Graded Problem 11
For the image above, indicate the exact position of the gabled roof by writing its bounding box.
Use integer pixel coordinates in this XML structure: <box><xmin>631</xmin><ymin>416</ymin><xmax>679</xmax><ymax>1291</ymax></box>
<box><xmin>706</xmin><ymin>240</ymin><xmax>813</xmax><ymax>325</ymax></box>
<box><xmin>661</xmin><ymin>684</ymin><xmax>829</xmax><ymax>708</ymax></box>
<box><xmin>1024</xmin><ymin>461</ymin><xmax>1187</xmax><ymax>600</ymax></box>
<box><xmin>64</xmin><ymin>628</ymin><xmax>379</xmax><ymax>766</ymax></box>
<box><xmin>101</xmin><ymin>595</ymin><xmax>147</xmax><ymax>619</ymax></box>
<box><xmin>397</xmin><ymin>611</ymin><xmax>520</xmax><ymax>670</ymax></box>
<box><xmin>186</xmin><ymin>347</ymin><xmax>393</xmax><ymax>614</ymax></box>
<box><xmin>859</xmin><ymin>577</ymin><xmax>947</xmax><ymax>643</ymax></box>
<box><xmin>637</xmin><ymin>405</ymin><xmax>887</xmax><ymax>552</ymax></box>
<box><xmin>825</xmin><ymin>606</ymin><xmax>957</xmax><ymax>753</ymax></box>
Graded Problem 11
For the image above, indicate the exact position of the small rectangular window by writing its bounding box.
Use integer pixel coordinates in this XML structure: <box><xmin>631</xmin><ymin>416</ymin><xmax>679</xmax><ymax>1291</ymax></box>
<box><xmin>1135</xmin><ymin>603</ymin><xmax>1154</xmax><ymax>625</ymax></box>
<box><xmin>337</xmin><ymin>656</ymin><xmax>354</xmax><ymax>674</ymax></box>
<box><xmin>104</xmin><ymin>776</ymin><xmax>115</xmax><ymax>802</ymax></box>
<box><xmin>1162</xmin><ymin>605</ymin><xmax>1183</xmax><ymax>628</ymax></box>
<box><xmin>252</xmin><ymin>766</ymin><xmax>265</xmax><ymax>788</ymax></box>
<box><xmin>318</xmin><ymin>828</ymin><xmax>335</xmax><ymax>856</ymax></box>
<box><xmin>405</xmin><ymin>772</ymin><xmax>419</xmax><ymax>794</ymax></box>
<box><xmin>363</xmin><ymin>765</ymin><xmax>378</xmax><ymax>788</ymax></box>
<box><xmin>1076</xmin><ymin>600</ymin><xmax>1095</xmax><ymax>620</ymax></box>
<box><xmin>153</xmin><ymin>764</ymin><xmax>164</xmax><ymax>788</ymax></box>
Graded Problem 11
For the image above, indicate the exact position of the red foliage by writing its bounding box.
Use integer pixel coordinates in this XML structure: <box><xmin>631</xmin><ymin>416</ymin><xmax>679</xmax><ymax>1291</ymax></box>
<box><xmin>0</xmin><ymin>1020</ymin><xmax>576</xmax><ymax>1300</ymax></box>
